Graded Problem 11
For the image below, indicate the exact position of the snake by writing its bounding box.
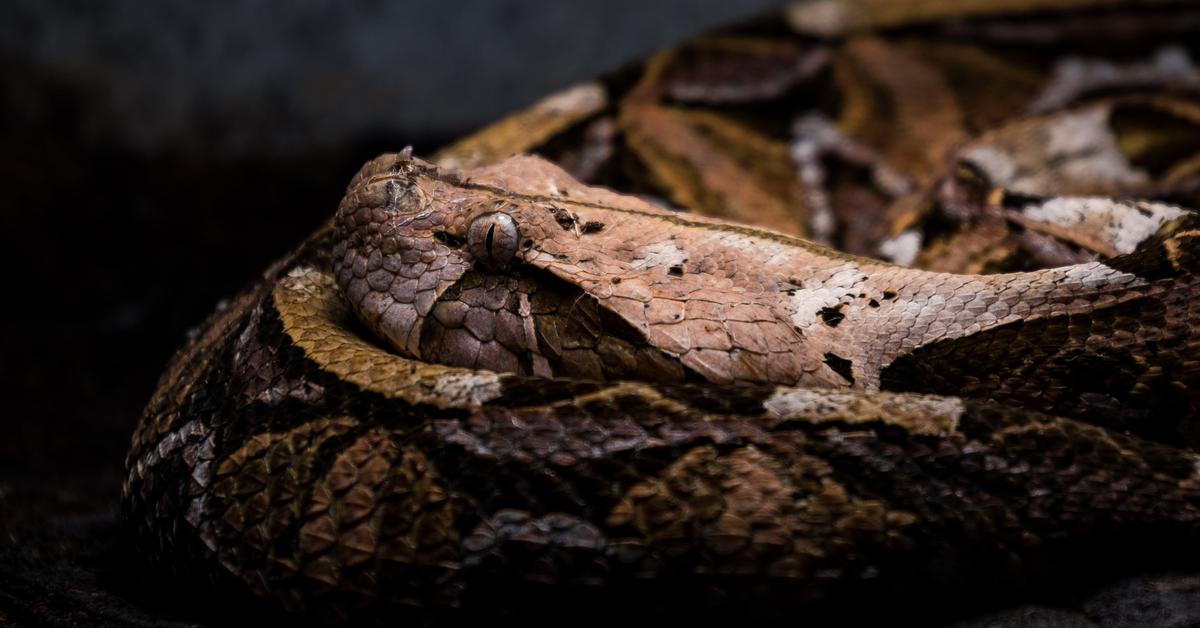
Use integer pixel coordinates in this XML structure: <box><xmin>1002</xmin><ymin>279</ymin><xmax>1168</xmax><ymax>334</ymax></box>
<box><xmin>122</xmin><ymin>149</ymin><xmax>1200</xmax><ymax>624</ymax></box>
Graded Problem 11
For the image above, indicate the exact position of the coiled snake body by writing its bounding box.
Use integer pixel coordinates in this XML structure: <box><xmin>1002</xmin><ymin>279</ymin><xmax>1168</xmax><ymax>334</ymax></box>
<box><xmin>123</xmin><ymin>148</ymin><xmax>1200</xmax><ymax>623</ymax></box>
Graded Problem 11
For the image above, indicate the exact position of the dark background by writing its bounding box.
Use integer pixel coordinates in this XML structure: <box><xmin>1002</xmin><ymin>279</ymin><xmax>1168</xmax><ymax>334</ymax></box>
<box><xmin>0</xmin><ymin>2</ymin><xmax>787</xmax><ymax>624</ymax></box>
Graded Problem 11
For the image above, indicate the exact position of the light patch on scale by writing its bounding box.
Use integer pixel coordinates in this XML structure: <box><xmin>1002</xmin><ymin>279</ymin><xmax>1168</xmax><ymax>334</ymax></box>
<box><xmin>1055</xmin><ymin>260</ymin><xmax>1144</xmax><ymax>288</ymax></box>
<box><xmin>962</xmin><ymin>107</ymin><xmax>1149</xmax><ymax>196</ymax></box>
<box><xmin>630</xmin><ymin>240</ymin><xmax>688</xmax><ymax>271</ymax></box>
<box><xmin>960</xmin><ymin>145</ymin><xmax>1017</xmax><ymax>189</ymax></box>
<box><xmin>538</xmin><ymin>81</ymin><xmax>607</xmax><ymax>115</ymax></box>
<box><xmin>1020</xmin><ymin>197</ymin><xmax>1186</xmax><ymax>254</ymax></box>
<box><xmin>763</xmin><ymin>388</ymin><xmax>963</xmax><ymax>436</ymax></box>
<box><xmin>785</xmin><ymin>0</ymin><xmax>852</xmax><ymax>37</ymax></box>
<box><xmin>878</xmin><ymin>230</ymin><xmax>922</xmax><ymax>266</ymax></box>
<box><xmin>1044</xmin><ymin>108</ymin><xmax>1148</xmax><ymax>192</ymax></box>
<box><xmin>787</xmin><ymin>263</ymin><xmax>868</xmax><ymax>331</ymax></box>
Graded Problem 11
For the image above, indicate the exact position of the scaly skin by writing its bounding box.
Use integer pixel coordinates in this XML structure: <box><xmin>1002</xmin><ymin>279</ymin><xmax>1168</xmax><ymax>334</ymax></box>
<box><xmin>333</xmin><ymin>152</ymin><xmax>1200</xmax><ymax>440</ymax></box>
<box><xmin>120</xmin><ymin>149</ymin><xmax>1200</xmax><ymax>625</ymax></box>
<box><xmin>123</xmin><ymin>244</ymin><xmax>1200</xmax><ymax>624</ymax></box>
<box><xmin>118</xmin><ymin>0</ymin><xmax>1200</xmax><ymax>620</ymax></box>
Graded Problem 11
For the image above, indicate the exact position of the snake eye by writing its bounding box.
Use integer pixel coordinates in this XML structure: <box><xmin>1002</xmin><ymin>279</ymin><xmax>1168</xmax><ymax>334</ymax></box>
<box><xmin>467</xmin><ymin>212</ymin><xmax>520</xmax><ymax>270</ymax></box>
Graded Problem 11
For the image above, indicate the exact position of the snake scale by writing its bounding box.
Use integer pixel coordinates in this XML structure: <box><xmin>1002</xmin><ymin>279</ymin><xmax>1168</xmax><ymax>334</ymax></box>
<box><xmin>123</xmin><ymin>5</ymin><xmax>1200</xmax><ymax>626</ymax></box>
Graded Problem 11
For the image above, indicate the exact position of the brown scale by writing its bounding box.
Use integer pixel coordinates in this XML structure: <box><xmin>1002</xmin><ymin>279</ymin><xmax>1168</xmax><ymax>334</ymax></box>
<box><xmin>123</xmin><ymin>248</ymin><xmax>1200</xmax><ymax>624</ymax></box>
<box><xmin>419</xmin><ymin>268</ymin><xmax>695</xmax><ymax>382</ymax></box>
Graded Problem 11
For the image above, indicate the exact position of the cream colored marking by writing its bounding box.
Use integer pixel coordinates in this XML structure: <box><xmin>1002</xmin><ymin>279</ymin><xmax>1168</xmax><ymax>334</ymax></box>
<box><xmin>963</xmin><ymin>145</ymin><xmax>1017</xmax><ymax>187</ymax></box>
<box><xmin>963</xmin><ymin>107</ymin><xmax>1149</xmax><ymax>196</ymax></box>
<box><xmin>1030</xmin><ymin>46</ymin><xmax>1198</xmax><ymax>113</ymax></box>
<box><xmin>1046</xmin><ymin>108</ymin><xmax>1143</xmax><ymax>187</ymax></box>
<box><xmin>787</xmin><ymin>263</ymin><xmax>869</xmax><ymax>331</ymax></box>
<box><xmin>1058</xmin><ymin>260</ymin><xmax>1138</xmax><ymax>285</ymax></box>
<box><xmin>1166</xmin><ymin>229</ymin><xmax>1200</xmax><ymax>270</ymax></box>
<box><xmin>277</xmin><ymin>266</ymin><xmax>504</xmax><ymax>408</ymax></box>
<box><xmin>629</xmin><ymin>240</ymin><xmax>689</xmax><ymax>271</ymax></box>
<box><xmin>539</xmin><ymin>82</ymin><xmax>606</xmax><ymax>115</ymax></box>
<box><xmin>878</xmin><ymin>230</ymin><xmax>922</xmax><ymax>267</ymax></box>
<box><xmin>763</xmin><ymin>388</ymin><xmax>963</xmax><ymax>436</ymax></box>
<box><xmin>1019</xmin><ymin>198</ymin><xmax>1185</xmax><ymax>254</ymax></box>
<box><xmin>785</xmin><ymin>0</ymin><xmax>851</xmax><ymax>37</ymax></box>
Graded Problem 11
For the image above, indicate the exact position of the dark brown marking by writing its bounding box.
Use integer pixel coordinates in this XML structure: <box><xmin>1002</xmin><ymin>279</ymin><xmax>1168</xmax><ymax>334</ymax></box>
<box><xmin>550</xmin><ymin>206</ymin><xmax>577</xmax><ymax>231</ymax></box>
<box><xmin>819</xmin><ymin>306</ymin><xmax>845</xmax><ymax>327</ymax></box>
<box><xmin>824</xmin><ymin>352</ymin><xmax>855</xmax><ymax>384</ymax></box>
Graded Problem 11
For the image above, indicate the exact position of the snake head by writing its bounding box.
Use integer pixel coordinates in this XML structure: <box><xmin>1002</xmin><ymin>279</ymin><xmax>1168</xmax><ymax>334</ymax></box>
<box><xmin>332</xmin><ymin>152</ymin><xmax>701</xmax><ymax>381</ymax></box>
<box><xmin>332</xmin><ymin>151</ymin><xmax>545</xmax><ymax>370</ymax></box>
<box><xmin>333</xmin><ymin>151</ymin><xmax>469</xmax><ymax>359</ymax></box>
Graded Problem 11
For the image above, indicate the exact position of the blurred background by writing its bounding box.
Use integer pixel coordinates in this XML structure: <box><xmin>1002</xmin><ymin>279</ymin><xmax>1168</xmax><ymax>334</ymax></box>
<box><xmin>0</xmin><ymin>2</ymin><xmax>787</xmax><ymax>623</ymax></box>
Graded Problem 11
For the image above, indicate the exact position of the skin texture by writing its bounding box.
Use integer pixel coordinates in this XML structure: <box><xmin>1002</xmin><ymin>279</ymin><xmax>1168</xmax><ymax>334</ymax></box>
<box><xmin>333</xmin><ymin>152</ymin><xmax>1200</xmax><ymax>438</ymax></box>
<box><xmin>123</xmin><ymin>243</ymin><xmax>1200</xmax><ymax>624</ymax></box>
<box><xmin>121</xmin><ymin>9</ymin><xmax>1200</xmax><ymax>622</ymax></box>
<box><xmin>121</xmin><ymin>150</ymin><xmax>1200</xmax><ymax>624</ymax></box>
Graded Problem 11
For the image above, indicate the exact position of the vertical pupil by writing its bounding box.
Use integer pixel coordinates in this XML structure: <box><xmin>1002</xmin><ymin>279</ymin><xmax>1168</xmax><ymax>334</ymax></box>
<box><xmin>485</xmin><ymin>223</ymin><xmax>496</xmax><ymax>255</ymax></box>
